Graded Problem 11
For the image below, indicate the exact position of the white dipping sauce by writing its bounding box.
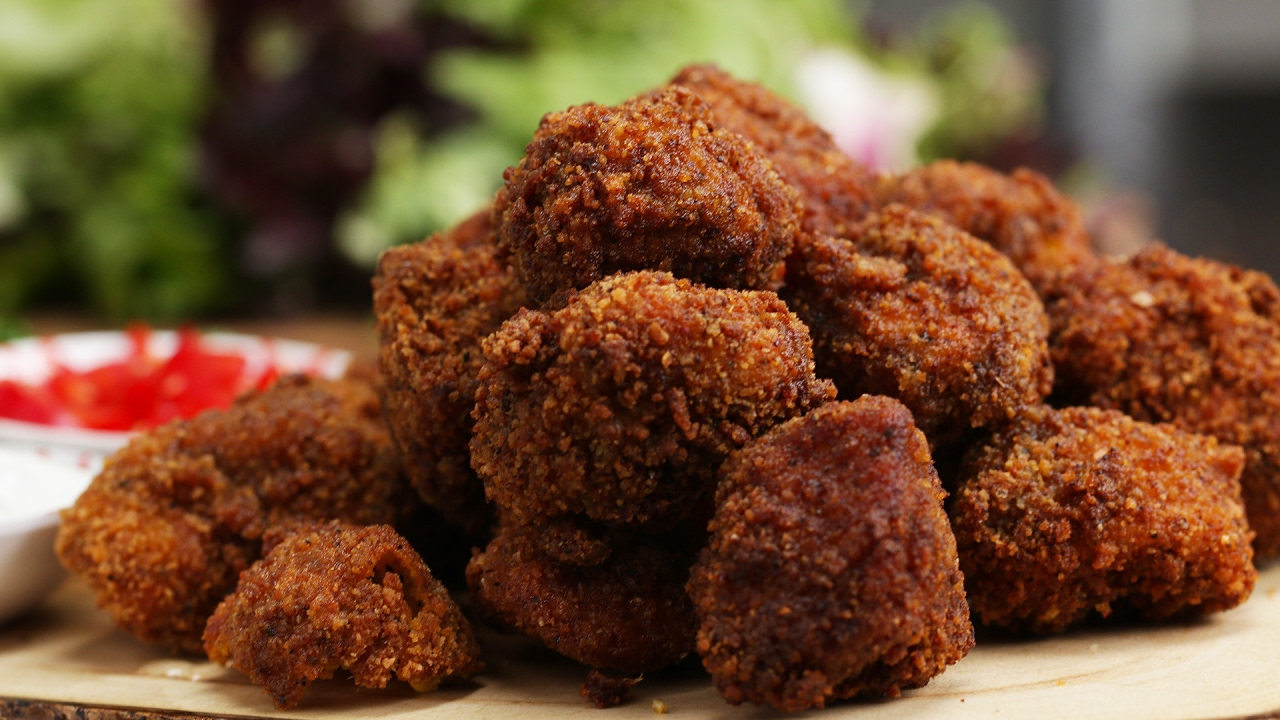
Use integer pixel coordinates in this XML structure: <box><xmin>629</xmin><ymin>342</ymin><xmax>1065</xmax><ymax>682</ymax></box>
<box><xmin>0</xmin><ymin>448</ymin><xmax>93</xmax><ymax>522</ymax></box>
<box><xmin>0</xmin><ymin>447</ymin><xmax>94</xmax><ymax>623</ymax></box>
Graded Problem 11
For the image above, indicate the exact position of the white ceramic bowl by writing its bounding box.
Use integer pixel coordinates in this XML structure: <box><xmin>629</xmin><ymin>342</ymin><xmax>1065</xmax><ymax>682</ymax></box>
<box><xmin>0</xmin><ymin>330</ymin><xmax>352</xmax><ymax>472</ymax></box>
<box><xmin>0</xmin><ymin>448</ymin><xmax>94</xmax><ymax>623</ymax></box>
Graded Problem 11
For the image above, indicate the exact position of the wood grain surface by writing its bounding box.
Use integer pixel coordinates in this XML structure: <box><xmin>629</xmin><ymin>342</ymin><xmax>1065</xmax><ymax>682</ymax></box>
<box><xmin>1</xmin><ymin>568</ymin><xmax>1279</xmax><ymax>720</ymax></box>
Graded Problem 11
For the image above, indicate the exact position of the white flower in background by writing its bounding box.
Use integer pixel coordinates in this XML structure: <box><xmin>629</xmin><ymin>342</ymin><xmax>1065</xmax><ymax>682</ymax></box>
<box><xmin>795</xmin><ymin>48</ymin><xmax>940</xmax><ymax>173</ymax></box>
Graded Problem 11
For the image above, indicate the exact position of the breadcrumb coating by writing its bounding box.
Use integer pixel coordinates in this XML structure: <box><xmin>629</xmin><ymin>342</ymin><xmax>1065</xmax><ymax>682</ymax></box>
<box><xmin>782</xmin><ymin>204</ymin><xmax>1052</xmax><ymax>447</ymax></box>
<box><xmin>876</xmin><ymin>160</ymin><xmax>1097</xmax><ymax>293</ymax></box>
<box><xmin>374</xmin><ymin>209</ymin><xmax>526</xmax><ymax>537</ymax></box>
<box><xmin>668</xmin><ymin>64</ymin><xmax>875</xmax><ymax>239</ymax></box>
<box><xmin>56</xmin><ymin>376</ymin><xmax>411</xmax><ymax>652</ymax></box>
<box><xmin>470</xmin><ymin>270</ymin><xmax>835</xmax><ymax>529</ymax></box>
<box><xmin>494</xmin><ymin>86</ymin><xmax>800</xmax><ymax>303</ymax></box>
<box><xmin>466</xmin><ymin>523</ymin><xmax>698</xmax><ymax>675</ymax></box>
<box><xmin>1048</xmin><ymin>243</ymin><xmax>1280</xmax><ymax>558</ymax></box>
<box><xmin>204</xmin><ymin>521</ymin><xmax>481</xmax><ymax>709</ymax></box>
<box><xmin>688</xmin><ymin>397</ymin><xmax>973</xmax><ymax>712</ymax></box>
<box><xmin>952</xmin><ymin>405</ymin><xmax>1255</xmax><ymax>633</ymax></box>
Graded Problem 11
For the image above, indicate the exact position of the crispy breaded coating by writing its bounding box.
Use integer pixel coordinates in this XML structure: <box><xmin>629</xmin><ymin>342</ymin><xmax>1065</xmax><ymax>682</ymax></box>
<box><xmin>174</xmin><ymin>376</ymin><xmax>410</xmax><ymax>526</ymax></box>
<box><xmin>951</xmin><ymin>406</ymin><xmax>1255</xmax><ymax>633</ymax></box>
<box><xmin>466</xmin><ymin>523</ymin><xmax>698</xmax><ymax>675</ymax></box>
<box><xmin>876</xmin><ymin>160</ymin><xmax>1097</xmax><ymax>293</ymax></box>
<box><xmin>56</xmin><ymin>376</ymin><xmax>412</xmax><ymax>652</ymax></box>
<box><xmin>782</xmin><ymin>204</ymin><xmax>1052</xmax><ymax>447</ymax></box>
<box><xmin>204</xmin><ymin>521</ymin><xmax>481</xmax><ymax>709</ymax></box>
<box><xmin>688</xmin><ymin>397</ymin><xmax>973</xmax><ymax>712</ymax></box>
<box><xmin>1048</xmin><ymin>243</ymin><xmax>1280</xmax><ymax>558</ymax></box>
<box><xmin>57</xmin><ymin>446</ymin><xmax>262</xmax><ymax>653</ymax></box>
<box><xmin>494</xmin><ymin>86</ymin><xmax>800</xmax><ymax>303</ymax></box>
<box><xmin>668</xmin><ymin>64</ymin><xmax>875</xmax><ymax>239</ymax></box>
<box><xmin>374</xmin><ymin>209</ymin><xmax>526</xmax><ymax>537</ymax></box>
<box><xmin>470</xmin><ymin>270</ymin><xmax>836</xmax><ymax>529</ymax></box>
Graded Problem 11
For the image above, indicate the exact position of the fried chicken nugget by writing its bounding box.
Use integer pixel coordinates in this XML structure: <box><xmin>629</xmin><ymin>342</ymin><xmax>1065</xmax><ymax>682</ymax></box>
<box><xmin>782</xmin><ymin>204</ymin><xmax>1052</xmax><ymax>447</ymax></box>
<box><xmin>466</xmin><ymin>523</ymin><xmax>698</xmax><ymax>675</ymax></box>
<box><xmin>470</xmin><ymin>270</ymin><xmax>836</xmax><ymax>529</ymax></box>
<box><xmin>56</xmin><ymin>376</ymin><xmax>411</xmax><ymax>652</ymax></box>
<box><xmin>951</xmin><ymin>406</ymin><xmax>1255</xmax><ymax>633</ymax></box>
<box><xmin>204</xmin><ymin>521</ymin><xmax>481</xmax><ymax>709</ymax></box>
<box><xmin>374</xmin><ymin>209</ymin><xmax>527</xmax><ymax>537</ymax></box>
<box><xmin>876</xmin><ymin>160</ymin><xmax>1097</xmax><ymax>293</ymax></box>
<box><xmin>494</xmin><ymin>86</ymin><xmax>800</xmax><ymax>303</ymax></box>
<box><xmin>1048</xmin><ymin>243</ymin><xmax>1280</xmax><ymax>558</ymax></box>
<box><xmin>668</xmin><ymin>64</ymin><xmax>876</xmax><ymax>239</ymax></box>
<box><xmin>688</xmin><ymin>397</ymin><xmax>973</xmax><ymax>712</ymax></box>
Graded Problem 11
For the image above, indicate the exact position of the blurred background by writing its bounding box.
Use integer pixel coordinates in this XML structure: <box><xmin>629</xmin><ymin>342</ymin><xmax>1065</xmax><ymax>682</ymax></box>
<box><xmin>0</xmin><ymin>0</ymin><xmax>1276</xmax><ymax>338</ymax></box>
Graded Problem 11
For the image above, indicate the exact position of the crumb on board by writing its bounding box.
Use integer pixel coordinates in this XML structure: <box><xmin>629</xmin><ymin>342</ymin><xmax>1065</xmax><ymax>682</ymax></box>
<box><xmin>653</xmin><ymin>699</ymin><xmax>669</xmax><ymax>714</ymax></box>
<box><xmin>579</xmin><ymin>670</ymin><xmax>642</xmax><ymax>708</ymax></box>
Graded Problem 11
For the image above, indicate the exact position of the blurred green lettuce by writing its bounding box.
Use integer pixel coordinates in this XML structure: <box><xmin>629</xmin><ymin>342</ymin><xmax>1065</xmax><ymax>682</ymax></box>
<box><xmin>913</xmin><ymin>3</ymin><xmax>1044</xmax><ymax>162</ymax></box>
<box><xmin>0</xmin><ymin>0</ymin><xmax>225</xmax><ymax>322</ymax></box>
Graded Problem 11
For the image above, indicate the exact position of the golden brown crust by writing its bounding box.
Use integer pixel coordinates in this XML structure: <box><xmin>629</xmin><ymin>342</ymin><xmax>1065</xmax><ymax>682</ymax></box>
<box><xmin>1047</xmin><ymin>244</ymin><xmax>1280</xmax><ymax>558</ymax></box>
<box><xmin>494</xmin><ymin>86</ymin><xmax>800</xmax><ymax>303</ymax></box>
<box><xmin>668</xmin><ymin>64</ymin><xmax>875</xmax><ymax>239</ymax></box>
<box><xmin>782</xmin><ymin>205</ymin><xmax>1052</xmax><ymax>447</ymax></box>
<box><xmin>466</xmin><ymin>523</ymin><xmax>698</xmax><ymax>675</ymax></box>
<box><xmin>203</xmin><ymin>521</ymin><xmax>481</xmax><ymax>709</ymax></box>
<box><xmin>373</xmin><ymin>210</ymin><xmax>526</xmax><ymax>537</ymax></box>
<box><xmin>688</xmin><ymin>397</ymin><xmax>973</xmax><ymax>712</ymax></box>
<box><xmin>175</xmin><ymin>376</ymin><xmax>410</xmax><ymax>526</ymax></box>
<box><xmin>55</xmin><ymin>376</ymin><xmax>411</xmax><ymax>652</ymax></box>
<box><xmin>876</xmin><ymin>160</ymin><xmax>1097</xmax><ymax>293</ymax></box>
<box><xmin>952</xmin><ymin>405</ymin><xmax>1256</xmax><ymax>633</ymax></box>
<box><xmin>470</xmin><ymin>270</ymin><xmax>835</xmax><ymax>530</ymax></box>
<box><xmin>56</xmin><ymin>449</ymin><xmax>261</xmax><ymax>653</ymax></box>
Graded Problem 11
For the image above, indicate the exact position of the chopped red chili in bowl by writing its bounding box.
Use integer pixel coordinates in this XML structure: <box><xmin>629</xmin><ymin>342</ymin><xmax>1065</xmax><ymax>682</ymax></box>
<box><xmin>0</xmin><ymin>326</ymin><xmax>287</xmax><ymax>432</ymax></box>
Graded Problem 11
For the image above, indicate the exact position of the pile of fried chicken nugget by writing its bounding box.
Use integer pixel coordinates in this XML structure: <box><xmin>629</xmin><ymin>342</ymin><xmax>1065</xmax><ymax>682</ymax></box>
<box><xmin>56</xmin><ymin>65</ymin><xmax>1278</xmax><ymax>713</ymax></box>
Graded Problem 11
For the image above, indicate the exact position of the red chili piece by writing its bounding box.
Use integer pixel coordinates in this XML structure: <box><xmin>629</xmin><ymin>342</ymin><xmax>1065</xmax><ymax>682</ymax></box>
<box><xmin>0</xmin><ymin>325</ymin><xmax>283</xmax><ymax>431</ymax></box>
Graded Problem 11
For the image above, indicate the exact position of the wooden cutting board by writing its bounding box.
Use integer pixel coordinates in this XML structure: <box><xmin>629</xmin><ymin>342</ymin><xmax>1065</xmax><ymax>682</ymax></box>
<box><xmin>2</xmin><ymin>567</ymin><xmax>1279</xmax><ymax>720</ymax></box>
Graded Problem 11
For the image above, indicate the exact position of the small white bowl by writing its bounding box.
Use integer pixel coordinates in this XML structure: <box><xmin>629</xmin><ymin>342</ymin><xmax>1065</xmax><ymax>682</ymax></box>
<box><xmin>0</xmin><ymin>331</ymin><xmax>352</xmax><ymax>472</ymax></box>
<box><xmin>0</xmin><ymin>448</ymin><xmax>94</xmax><ymax>623</ymax></box>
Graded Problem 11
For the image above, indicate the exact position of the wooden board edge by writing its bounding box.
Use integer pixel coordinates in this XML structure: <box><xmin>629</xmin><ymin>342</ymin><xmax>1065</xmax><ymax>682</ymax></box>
<box><xmin>0</xmin><ymin>698</ymin><xmax>276</xmax><ymax>720</ymax></box>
